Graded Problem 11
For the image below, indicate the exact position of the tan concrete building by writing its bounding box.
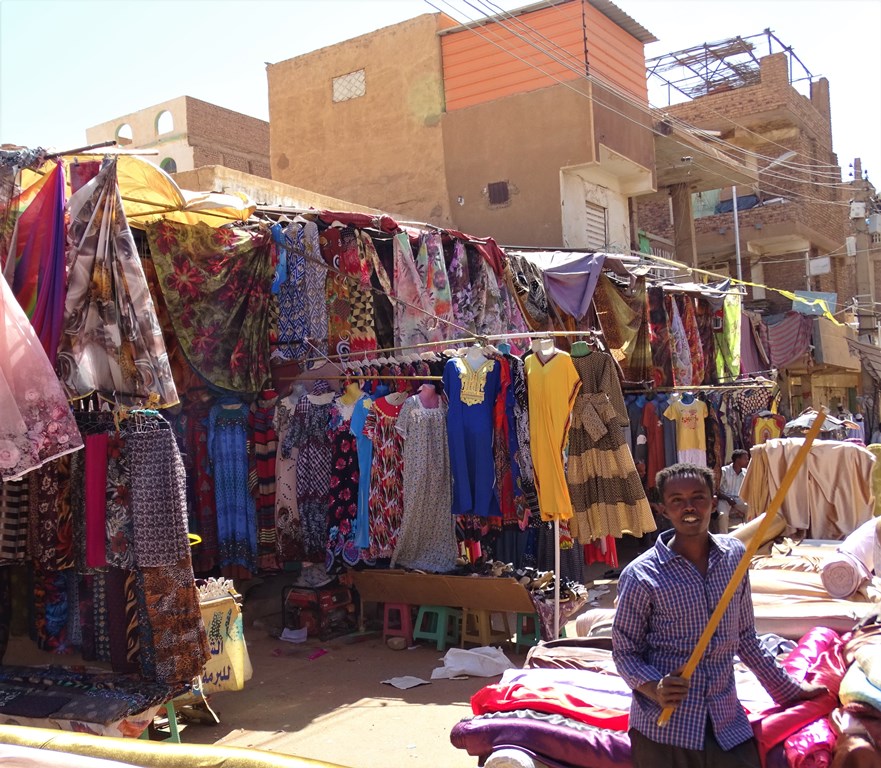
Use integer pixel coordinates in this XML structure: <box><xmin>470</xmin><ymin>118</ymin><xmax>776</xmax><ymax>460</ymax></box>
<box><xmin>86</xmin><ymin>96</ymin><xmax>271</xmax><ymax>179</ymax></box>
<box><xmin>267</xmin><ymin>0</ymin><xmax>658</xmax><ymax>249</ymax></box>
<box><xmin>636</xmin><ymin>37</ymin><xmax>849</xmax><ymax>314</ymax></box>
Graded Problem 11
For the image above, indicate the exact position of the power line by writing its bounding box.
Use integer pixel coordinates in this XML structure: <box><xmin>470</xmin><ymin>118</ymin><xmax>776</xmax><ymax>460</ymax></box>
<box><xmin>429</xmin><ymin>0</ymin><xmax>852</xmax><ymax>207</ymax></box>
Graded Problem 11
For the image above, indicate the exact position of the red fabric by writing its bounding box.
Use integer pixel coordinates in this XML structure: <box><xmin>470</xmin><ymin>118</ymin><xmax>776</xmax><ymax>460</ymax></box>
<box><xmin>641</xmin><ymin>401</ymin><xmax>665</xmax><ymax>489</ymax></box>
<box><xmin>784</xmin><ymin>717</ymin><xmax>836</xmax><ymax>768</ymax></box>
<box><xmin>318</xmin><ymin>210</ymin><xmax>399</xmax><ymax>233</ymax></box>
<box><xmin>472</xmin><ymin>681</ymin><xmax>630</xmax><ymax>730</ymax></box>
<box><xmin>584</xmin><ymin>536</ymin><xmax>618</xmax><ymax>567</ymax></box>
<box><xmin>84</xmin><ymin>433</ymin><xmax>109</xmax><ymax>569</ymax></box>
<box><xmin>493</xmin><ymin>359</ymin><xmax>516</xmax><ymax>525</ymax></box>
<box><xmin>750</xmin><ymin>628</ymin><xmax>847</xmax><ymax>762</ymax></box>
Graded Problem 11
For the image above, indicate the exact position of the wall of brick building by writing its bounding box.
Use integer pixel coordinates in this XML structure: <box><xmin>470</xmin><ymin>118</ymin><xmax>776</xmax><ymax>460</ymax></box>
<box><xmin>185</xmin><ymin>97</ymin><xmax>270</xmax><ymax>179</ymax></box>
<box><xmin>267</xmin><ymin>14</ymin><xmax>453</xmax><ymax>225</ymax></box>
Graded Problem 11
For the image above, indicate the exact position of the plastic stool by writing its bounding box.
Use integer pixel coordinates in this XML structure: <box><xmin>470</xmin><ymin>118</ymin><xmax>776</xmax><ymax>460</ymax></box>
<box><xmin>515</xmin><ymin>612</ymin><xmax>542</xmax><ymax>652</ymax></box>
<box><xmin>139</xmin><ymin>700</ymin><xmax>181</xmax><ymax>743</ymax></box>
<box><xmin>382</xmin><ymin>602</ymin><xmax>414</xmax><ymax>646</ymax></box>
<box><xmin>412</xmin><ymin>605</ymin><xmax>462</xmax><ymax>651</ymax></box>
<box><xmin>460</xmin><ymin>608</ymin><xmax>512</xmax><ymax>647</ymax></box>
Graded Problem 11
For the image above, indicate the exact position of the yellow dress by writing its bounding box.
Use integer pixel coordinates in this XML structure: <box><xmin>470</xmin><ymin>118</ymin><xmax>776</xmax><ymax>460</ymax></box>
<box><xmin>525</xmin><ymin>351</ymin><xmax>582</xmax><ymax>521</ymax></box>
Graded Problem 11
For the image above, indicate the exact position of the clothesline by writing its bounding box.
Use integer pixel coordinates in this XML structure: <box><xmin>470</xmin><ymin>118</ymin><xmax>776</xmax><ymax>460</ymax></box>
<box><xmin>621</xmin><ymin>382</ymin><xmax>777</xmax><ymax>393</ymax></box>
<box><xmin>297</xmin><ymin>374</ymin><xmax>443</xmax><ymax>382</ymax></box>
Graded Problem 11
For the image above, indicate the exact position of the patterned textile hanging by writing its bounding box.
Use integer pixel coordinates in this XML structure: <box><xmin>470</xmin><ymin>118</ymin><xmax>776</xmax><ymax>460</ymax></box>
<box><xmin>0</xmin><ymin>264</ymin><xmax>82</xmax><ymax>482</ymax></box>
<box><xmin>58</xmin><ymin>160</ymin><xmax>178</xmax><ymax>405</ymax></box>
<box><xmin>146</xmin><ymin>218</ymin><xmax>273</xmax><ymax>394</ymax></box>
<box><xmin>3</xmin><ymin>161</ymin><xmax>67</xmax><ymax>363</ymax></box>
<box><xmin>392</xmin><ymin>231</ymin><xmax>435</xmax><ymax>347</ymax></box>
<box><xmin>415</xmin><ymin>232</ymin><xmax>454</xmax><ymax>344</ymax></box>
<box><xmin>647</xmin><ymin>286</ymin><xmax>673</xmax><ymax>387</ymax></box>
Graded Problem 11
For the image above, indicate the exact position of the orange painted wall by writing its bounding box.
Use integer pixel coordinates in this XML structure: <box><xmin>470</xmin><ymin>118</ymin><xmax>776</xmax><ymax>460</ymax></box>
<box><xmin>441</xmin><ymin>0</ymin><xmax>648</xmax><ymax>112</ymax></box>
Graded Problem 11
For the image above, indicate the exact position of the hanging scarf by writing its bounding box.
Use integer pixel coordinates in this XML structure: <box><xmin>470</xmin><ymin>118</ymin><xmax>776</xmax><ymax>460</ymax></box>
<box><xmin>146</xmin><ymin>218</ymin><xmax>274</xmax><ymax>393</ymax></box>
<box><xmin>58</xmin><ymin>160</ymin><xmax>179</xmax><ymax>405</ymax></box>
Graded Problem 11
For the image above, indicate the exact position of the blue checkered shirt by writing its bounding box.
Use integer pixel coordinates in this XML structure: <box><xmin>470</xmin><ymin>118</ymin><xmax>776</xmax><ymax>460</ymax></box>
<box><xmin>612</xmin><ymin>530</ymin><xmax>802</xmax><ymax>751</ymax></box>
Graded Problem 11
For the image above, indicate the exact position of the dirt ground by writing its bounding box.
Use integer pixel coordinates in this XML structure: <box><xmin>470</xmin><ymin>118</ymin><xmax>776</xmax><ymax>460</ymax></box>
<box><xmin>172</xmin><ymin>562</ymin><xmax>623</xmax><ymax>768</ymax></box>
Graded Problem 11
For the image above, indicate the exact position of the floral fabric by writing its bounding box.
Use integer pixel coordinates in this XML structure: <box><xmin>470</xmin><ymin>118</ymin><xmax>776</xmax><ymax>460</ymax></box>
<box><xmin>146</xmin><ymin>219</ymin><xmax>274</xmax><ymax>393</ymax></box>
<box><xmin>363</xmin><ymin>397</ymin><xmax>405</xmax><ymax>559</ymax></box>
<box><xmin>415</xmin><ymin>232</ymin><xmax>454</xmax><ymax>344</ymax></box>
<box><xmin>58</xmin><ymin>160</ymin><xmax>177</xmax><ymax>406</ymax></box>
<box><xmin>0</xmin><ymin>266</ymin><xmax>82</xmax><ymax>482</ymax></box>
<box><xmin>327</xmin><ymin>398</ymin><xmax>361</xmax><ymax>569</ymax></box>
<box><xmin>392</xmin><ymin>232</ymin><xmax>434</xmax><ymax>347</ymax></box>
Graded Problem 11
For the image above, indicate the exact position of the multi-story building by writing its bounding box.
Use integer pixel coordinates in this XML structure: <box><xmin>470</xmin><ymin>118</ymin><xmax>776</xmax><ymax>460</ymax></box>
<box><xmin>267</xmin><ymin>0</ymin><xmax>658</xmax><ymax>250</ymax></box>
<box><xmin>636</xmin><ymin>35</ymin><xmax>849</xmax><ymax>314</ymax></box>
<box><xmin>86</xmin><ymin>96</ymin><xmax>271</xmax><ymax>179</ymax></box>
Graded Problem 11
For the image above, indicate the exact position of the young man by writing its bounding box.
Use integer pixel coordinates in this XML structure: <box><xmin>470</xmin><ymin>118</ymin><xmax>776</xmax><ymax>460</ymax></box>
<box><xmin>612</xmin><ymin>463</ymin><xmax>826</xmax><ymax>768</ymax></box>
<box><xmin>716</xmin><ymin>449</ymin><xmax>750</xmax><ymax>533</ymax></box>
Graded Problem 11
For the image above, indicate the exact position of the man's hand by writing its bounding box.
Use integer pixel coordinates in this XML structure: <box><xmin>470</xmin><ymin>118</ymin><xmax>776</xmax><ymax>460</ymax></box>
<box><xmin>638</xmin><ymin>674</ymin><xmax>690</xmax><ymax>707</ymax></box>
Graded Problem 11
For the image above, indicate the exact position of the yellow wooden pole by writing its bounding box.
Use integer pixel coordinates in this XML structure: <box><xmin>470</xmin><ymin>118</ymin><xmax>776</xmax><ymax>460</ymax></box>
<box><xmin>657</xmin><ymin>407</ymin><xmax>827</xmax><ymax>727</ymax></box>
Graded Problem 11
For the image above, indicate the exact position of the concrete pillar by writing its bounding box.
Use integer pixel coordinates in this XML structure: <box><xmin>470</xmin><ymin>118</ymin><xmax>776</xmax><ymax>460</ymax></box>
<box><xmin>670</xmin><ymin>183</ymin><xmax>698</xmax><ymax>267</ymax></box>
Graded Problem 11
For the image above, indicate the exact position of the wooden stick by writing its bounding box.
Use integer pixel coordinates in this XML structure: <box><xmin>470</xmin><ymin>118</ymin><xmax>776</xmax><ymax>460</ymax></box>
<box><xmin>656</xmin><ymin>407</ymin><xmax>827</xmax><ymax>727</ymax></box>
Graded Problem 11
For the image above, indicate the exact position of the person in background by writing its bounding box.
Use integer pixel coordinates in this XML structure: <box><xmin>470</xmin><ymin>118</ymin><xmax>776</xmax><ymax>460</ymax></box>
<box><xmin>612</xmin><ymin>463</ymin><xmax>827</xmax><ymax>768</ymax></box>
<box><xmin>715</xmin><ymin>449</ymin><xmax>750</xmax><ymax>533</ymax></box>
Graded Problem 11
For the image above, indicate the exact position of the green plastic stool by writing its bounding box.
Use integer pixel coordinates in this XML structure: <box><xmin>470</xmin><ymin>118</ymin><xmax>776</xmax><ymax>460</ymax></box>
<box><xmin>139</xmin><ymin>700</ymin><xmax>181</xmax><ymax>743</ymax></box>
<box><xmin>412</xmin><ymin>605</ymin><xmax>462</xmax><ymax>651</ymax></box>
<box><xmin>515</xmin><ymin>612</ymin><xmax>542</xmax><ymax>652</ymax></box>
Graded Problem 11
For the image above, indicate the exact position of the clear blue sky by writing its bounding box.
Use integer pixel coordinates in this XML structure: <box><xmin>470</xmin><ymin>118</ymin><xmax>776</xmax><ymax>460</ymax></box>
<box><xmin>1</xmin><ymin>0</ymin><xmax>879</xmax><ymax>185</ymax></box>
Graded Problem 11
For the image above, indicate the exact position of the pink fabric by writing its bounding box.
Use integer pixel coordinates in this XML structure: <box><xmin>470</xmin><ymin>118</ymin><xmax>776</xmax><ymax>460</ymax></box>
<box><xmin>84</xmin><ymin>432</ymin><xmax>109</xmax><ymax>568</ymax></box>
<box><xmin>750</xmin><ymin>628</ymin><xmax>846</xmax><ymax>763</ymax></box>
<box><xmin>784</xmin><ymin>717</ymin><xmax>836</xmax><ymax>768</ymax></box>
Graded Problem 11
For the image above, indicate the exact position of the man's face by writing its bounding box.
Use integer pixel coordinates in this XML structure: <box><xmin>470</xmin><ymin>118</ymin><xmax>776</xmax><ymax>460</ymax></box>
<box><xmin>734</xmin><ymin>456</ymin><xmax>750</xmax><ymax>473</ymax></box>
<box><xmin>659</xmin><ymin>476</ymin><xmax>715</xmax><ymax>539</ymax></box>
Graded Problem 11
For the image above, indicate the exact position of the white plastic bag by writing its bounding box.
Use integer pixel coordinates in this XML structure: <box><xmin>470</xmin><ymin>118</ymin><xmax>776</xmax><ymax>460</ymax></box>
<box><xmin>431</xmin><ymin>646</ymin><xmax>515</xmax><ymax>679</ymax></box>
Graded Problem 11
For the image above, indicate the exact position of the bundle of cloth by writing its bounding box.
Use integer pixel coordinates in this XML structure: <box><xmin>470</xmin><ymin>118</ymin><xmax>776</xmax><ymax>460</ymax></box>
<box><xmin>820</xmin><ymin>517</ymin><xmax>881</xmax><ymax>599</ymax></box>
<box><xmin>450</xmin><ymin>628</ymin><xmax>861</xmax><ymax>768</ymax></box>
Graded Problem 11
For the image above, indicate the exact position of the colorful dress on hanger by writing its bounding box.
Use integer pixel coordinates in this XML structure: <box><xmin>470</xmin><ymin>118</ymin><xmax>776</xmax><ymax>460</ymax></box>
<box><xmin>447</xmin><ymin>240</ymin><xmax>475</xmax><ymax>334</ymax></box>
<box><xmin>679</xmin><ymin>295</ymin><xmax>705</xmax><ymax>386</ymax></box>
<box><xmin>668</xmin><ymin>295</ymin><xmax>693</xmax><ymax>387</ymax></box>
<box><xmin>524</xmin><ymin>351</ymin><xmax>581</xmax><ymax>522</ymax></box>
<box><xmin>647</xmin><ymin>286</ymin><xmax>674</xmax><ymax>387</ymax></box>
<box><xmin>663</xmin><ymin>398</ymin><xmax>709</xmax><ymax>466</ymax></box>
<box><xmin>391</xmin><ymin>396</ymin><xmax>457</xmax><ymax>573</ymax></box>
<box><xmin>567</xmin><ymin>352</ymin><xmax>655</xmax><ymax>540</ymax></box>
<box><xmin>593</xmin><ymin>274</ymin><xmax>651</xmax><ymax>385</ymax></box>
<box><xmin>208</xmin><ymin>400</ymin><xmax>257</xmax><ymax>577</ymax></box>
<box><xmin>1</xmin><ymin>236</ymin><xmax>82</xmax><ymax>484</ymax></box>
<box><xmin>350</xmin><ymin>396</ymin><xmax>374</xmax><ymax>551</ymax></box>
<box><xmin>392</xmin><ymin>232</ymin><xmax>433</xmax><ymax>347</ymax></box>
<box><xmin>283</xmin><ymin>393</ymin><xmax>334</xmax><ymax>564</ymax></box>
<box><xmin>415</xmin><ymin>232</ymin><xmax>454</xmax><ymax>345</ymax></box>
<box><xmin>250</xmin><ymin>390</ymin><xmax>278</xmax><ymax>571</ymax></box>
<box><xmin>695</xmin><ymin>298</ymin><xmax>717</xmax><ymax>384</ymax></box>
<box><xmin>273</xmin><ymin>392</ymin><xmax>301</xmax><ymax>563</ymax></box>
<box><xmin>713</xmin><ymin>292</ymin><xmax>742</xmax><ymax>382</ymax></box>
<box><xmin>327</xmin><ymin>396</ymin><xmax>361</xmax><ymax>569</ymax></box>
<box><xmin>320</xmin><ymin>227</ymin><xmax>354</xmax><ymax>358</ymax></box>
<box><xmin>752</xmin><ymin>412</ymin><xmax>786</xmax><ymax>445</ymax></box>
<box><xmin>363</xmin><ymin>396</ymin><xmax>405</xmax><ymax>559</ymax></box>
<box><xmin>443</xmin><ymin>356</ymin><xmax>502</xmax><ymax>518</ymax></box>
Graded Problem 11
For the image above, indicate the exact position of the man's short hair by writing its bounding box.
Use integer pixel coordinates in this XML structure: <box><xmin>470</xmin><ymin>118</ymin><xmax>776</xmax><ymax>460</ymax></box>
<box><xmin>655</xmin><ymin>463</ymin><xmax>715</xmax><ymax>498</ymax></box>
<box><xmin>731</xmin><ymin>449</ymin><xmax>750</xmax><ymax>463</ymax></box>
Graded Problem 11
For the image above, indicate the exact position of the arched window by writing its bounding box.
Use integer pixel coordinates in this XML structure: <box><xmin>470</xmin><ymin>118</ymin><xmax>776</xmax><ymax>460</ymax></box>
<box><xmin>155</xmin><ymin>110</ymin><xmax>174</xmax><ymax>135</ymax></box>
<box><xmin>115</xmin><ymin>123</ymin><xmax>133</xmax><ymax>145</ymax></box>
<box><xmin>160</xmin><ymin>157</ymin><xmax>178</xmax><ymax>174</ymax></box>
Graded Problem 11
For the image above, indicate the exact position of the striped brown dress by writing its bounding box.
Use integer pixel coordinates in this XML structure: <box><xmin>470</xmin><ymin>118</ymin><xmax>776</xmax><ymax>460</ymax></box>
<box><xmin>566</xmin><ymin>352</ymin><xmax>656</xmax><ymax>541</ymax></box>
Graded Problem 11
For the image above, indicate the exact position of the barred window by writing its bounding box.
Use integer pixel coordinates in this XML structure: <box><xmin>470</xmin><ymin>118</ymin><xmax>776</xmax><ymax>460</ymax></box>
<box><xmin>332</xmin><ymin>69</ymin><xmax>366</xmax><ymax>103</ymax></box>
<box><xmin>487</xmin><ymin>181</ymin><xmax>510</xmax><ymax>206</ymax></box>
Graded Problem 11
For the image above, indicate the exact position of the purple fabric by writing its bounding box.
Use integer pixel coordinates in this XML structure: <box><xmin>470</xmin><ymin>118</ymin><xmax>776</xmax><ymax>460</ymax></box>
<box><xmin>765</xmin><ymin>312</ymin><xmax>813</xmax><ymax>367</ymax></box>
<box><xmin>541</xmin><ymin>253</ymin><xmax>607</xmax><ymax>321</ymax></box>
<box><xmin>450</xmin><ymin>709</ymin><xmax>632</xmax><ymax>768</ymax></box>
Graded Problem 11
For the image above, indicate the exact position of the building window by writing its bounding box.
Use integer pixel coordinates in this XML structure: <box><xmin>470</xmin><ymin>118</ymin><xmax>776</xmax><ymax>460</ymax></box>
<box><xmin>160</xmin><ymin>157</ymin><xmax>177</xmax><ymax>174</ymax></box>
<box><xmin>115</xmin><ymin>123</ymin><xmax>133</xmax><ymax>145</ymax></box>
<box><xmin>332</xmin><ymin>69</ymin><xmax>366</xmax><ymax>103</ymax></box>
<box><xmin>487</xmin><ymin>181</ymin><xmax>510</xmax><ymax>206</ymax></box>
<box><xmin>156</xmin><ymin>110</ymin><xmax>174</xmax><ymax>135</ymax></box>
<box><xmin>584</xmin><ymin>201</ymin><xmax>607</xmax><ymax>250</ymax></box>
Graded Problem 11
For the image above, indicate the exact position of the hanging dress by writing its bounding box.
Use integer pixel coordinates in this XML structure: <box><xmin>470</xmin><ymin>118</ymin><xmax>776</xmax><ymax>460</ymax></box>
<box><xmin>250</xmin><ymin>390</ymin><xmax>278</xmax><ymax>571</ymax></box>
<box><xmin>326</xmin><ymin>396</ymin><xmax>361</xmax><ymax>570</ymax></box>
<box><xmin>415</xmin><ymin>232</ymin><xmax>454</xmax><ymax>345</ymax></box>
<box><xmin>567</xmin><ymin>352</ymin><xmax>656</xmax><ymax>540</ymax></box>
<box><xmin>443</xmin><ymin>356</ymin><xmax>502</xmax><ymax>518</ymax></box>
<box><xmin>525</xmin><ymin>351</ymin><xmax>581</xmax><ymax>522</ymax></box>
<box><xmin>363</xmin><ymin>396</ymin><xmax>405</xmax><ymax>559</ymax></box>
<box><xmin>208</xmin><ymin>400</ymin><xmax>257</xmax><ymax>577</ymax></box>
<box><xmin>391</xmin><ymin>396</ymin><xmax>457</xmax><ymax>573</ymax></box>
<box><xmin>350</xmin><ymin>396</ymin><xmax>375</xmax><ymax>551</ymax></box>
<box><xmin>274</xmin><ymin>392</ymin><xmax>301</xmax><ymax>564</ymax></box>
<box><xmin>283</xmin><ymin>393</ymin><xmax>334</xmax><ymax>564</ymax></box>
<box><xmin>664</xmin><ymin>398</ymin><xmax>709</xmax><ymax>466</ymax></box>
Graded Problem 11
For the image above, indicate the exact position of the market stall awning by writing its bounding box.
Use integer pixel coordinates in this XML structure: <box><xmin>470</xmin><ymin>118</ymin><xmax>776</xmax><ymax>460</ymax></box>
<box><xmin>847</xmin><ymin>338</ymin><xmax>881</xmax><ymax>383</ymax></box>
<box><xmin>20</xmin><ymin>152</ymin><xmax>255</xmax><ymax>228</ymax></box>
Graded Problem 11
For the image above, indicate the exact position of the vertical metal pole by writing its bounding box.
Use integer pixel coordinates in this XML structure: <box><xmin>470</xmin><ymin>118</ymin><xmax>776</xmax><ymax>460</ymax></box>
<box><xmin>732</xmin><ymin>186</ymin><xmax>743</xmax><ymax>282</ymax></box>
<box><xmin>805</xmin><ymin>251</ymin><xmax>811</xmax><ymax>291</ymax></box>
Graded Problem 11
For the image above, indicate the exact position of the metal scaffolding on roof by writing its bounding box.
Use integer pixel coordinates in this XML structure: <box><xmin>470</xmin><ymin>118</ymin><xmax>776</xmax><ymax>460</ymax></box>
<box><xmin>646</xmin><ymin>29</ymin><xmax>815</xmax><ymax>105</ymax></box>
